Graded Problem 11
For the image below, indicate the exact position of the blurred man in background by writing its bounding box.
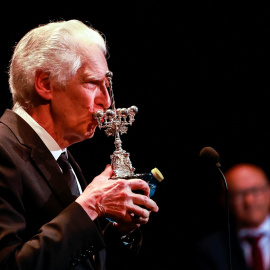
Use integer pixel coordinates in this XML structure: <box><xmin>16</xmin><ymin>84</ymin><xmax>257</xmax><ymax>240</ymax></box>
<box><xmin>196</xmin><ymin>163</ymin><xmax>270</xmax><ymax>270</ymax></box>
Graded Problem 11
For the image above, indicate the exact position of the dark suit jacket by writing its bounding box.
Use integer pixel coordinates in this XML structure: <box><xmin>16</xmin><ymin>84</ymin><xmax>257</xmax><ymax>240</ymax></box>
<box><xmin>0</xmin><ymin>109</ymin><xmax>136</xmax><ymax>270</ymax></box>
<box><xmin>195</xmin><ymin>230</ymin><xmax>249</xmax><ymax>270</ymax></box>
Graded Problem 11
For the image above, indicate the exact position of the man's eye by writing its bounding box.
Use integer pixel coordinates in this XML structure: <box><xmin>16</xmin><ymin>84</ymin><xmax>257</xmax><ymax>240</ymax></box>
<box><xmin>84</xmin><ymin>82</ymin><xmax>96</xmax><ymax>90</ymax></box>
<box><xmin>85</xmin><ymin>81</ymin><xmax>98</xmax><ymax>87</ymax></box>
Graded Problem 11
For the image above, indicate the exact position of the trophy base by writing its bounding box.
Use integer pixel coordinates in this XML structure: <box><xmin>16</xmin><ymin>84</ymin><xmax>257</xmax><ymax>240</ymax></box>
<box><xmin>110</xmin><ymin>149</ymin><xmax>135</xmax><ymax>179</ymax></box>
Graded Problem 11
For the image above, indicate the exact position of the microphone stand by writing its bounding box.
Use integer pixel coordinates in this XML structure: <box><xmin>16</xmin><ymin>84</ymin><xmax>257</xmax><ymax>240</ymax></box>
<box><xmin>200</xmin><ymin>147</ymin><xmax>232</xmax><ymax>270</ymax></box>
<box><xmin>217</xmin><ymin>166</ymin><xmax>232</xmax><ymax>270</ymax></box>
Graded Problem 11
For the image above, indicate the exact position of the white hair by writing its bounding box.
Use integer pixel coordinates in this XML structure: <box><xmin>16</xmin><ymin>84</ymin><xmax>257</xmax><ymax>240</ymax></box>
<box><xmin>9</xmin><ymin>19</ymin><xmax>107</xmax><ymax>109</ymax></box>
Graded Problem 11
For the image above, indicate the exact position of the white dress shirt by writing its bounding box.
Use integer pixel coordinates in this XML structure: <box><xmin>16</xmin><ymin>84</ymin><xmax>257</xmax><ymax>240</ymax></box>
<box><xmin>13</xmin><ymin>106</ymin><xmax>82</xmax><ymax>194</ymax></box>
<box><xmin>238</xmin><ymin>215</ymin><xmax>270</xmax><ymax>269</ymax></box>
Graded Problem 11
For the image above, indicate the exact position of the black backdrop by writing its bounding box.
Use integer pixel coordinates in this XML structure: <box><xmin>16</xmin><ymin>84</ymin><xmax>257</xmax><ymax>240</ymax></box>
<box><xmin>1</xmin><ymin>1</ymin><xmax>270</xmax><ymax>269</ymax></box>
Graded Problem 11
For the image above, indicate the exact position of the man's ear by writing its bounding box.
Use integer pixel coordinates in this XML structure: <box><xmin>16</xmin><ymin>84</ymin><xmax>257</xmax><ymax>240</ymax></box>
<box><xmin>35</xmin><ymin>70</ymin><xmax>53</xmax><ymax>100</ymax></box>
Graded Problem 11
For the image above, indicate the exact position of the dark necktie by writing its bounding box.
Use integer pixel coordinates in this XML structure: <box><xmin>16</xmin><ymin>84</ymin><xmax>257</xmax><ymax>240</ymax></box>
<box><xmin>244</xmin><ymin>234</ymin><xmax>264</xmax><ymax>270</ymax></box>
<box><xmin>57</xmin><ymin>152</ymin><xmax>80</xmax><ymax>197</ymax></box>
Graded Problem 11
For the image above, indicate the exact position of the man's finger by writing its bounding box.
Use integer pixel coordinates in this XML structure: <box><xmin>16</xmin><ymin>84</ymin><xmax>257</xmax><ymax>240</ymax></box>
<box><xmin>132</xmin><ymin>194</ymin><xmax>159</xmax><ymax>212</ymax></box>
<box><xmin>128</xmin><ymin>179</ymin><xmax>150</xmax><ymax>196</ymax></box>
<box><xmin>128</xmin><ymin>204</ymin><xmax>151</xmax><ymax>219</ymax></box>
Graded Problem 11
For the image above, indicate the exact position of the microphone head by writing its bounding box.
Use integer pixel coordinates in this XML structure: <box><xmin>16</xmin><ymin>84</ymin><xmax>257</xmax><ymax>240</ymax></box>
<box><xmin>200</xmin><ymin>146</ymin><xmax>221</xmax><ymax>168</ymax></box>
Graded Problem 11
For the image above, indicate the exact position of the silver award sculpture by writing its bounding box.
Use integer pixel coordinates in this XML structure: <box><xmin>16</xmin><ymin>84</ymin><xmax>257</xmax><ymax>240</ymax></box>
<box><xmin>94</xmin><ymin>71</ymin><xmax>138</xmax><ymax>179</ymax></box>
<box><xmin>94</xmin><ymin>71</ymin><xmax>164</xmax><ymax>193</ymax></box>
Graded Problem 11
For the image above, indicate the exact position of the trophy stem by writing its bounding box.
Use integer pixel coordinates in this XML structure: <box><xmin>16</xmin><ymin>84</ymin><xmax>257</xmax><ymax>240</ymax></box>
<box><xmin>110</xmin><ymin>131</ymin><xmax>135</xmax><ymax>179</ymax></box>
<box><xmin>114</xmin><ymin>131</ymin><xmax>122</xmax><ymax>151</ymax></box>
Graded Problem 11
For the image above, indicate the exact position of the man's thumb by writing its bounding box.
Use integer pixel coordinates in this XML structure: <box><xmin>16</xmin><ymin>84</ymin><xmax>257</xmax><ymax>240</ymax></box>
<box><xmin>101</xmin><ymin>164</ymin><xmax>113</xmax><ymax>178</ymax></box>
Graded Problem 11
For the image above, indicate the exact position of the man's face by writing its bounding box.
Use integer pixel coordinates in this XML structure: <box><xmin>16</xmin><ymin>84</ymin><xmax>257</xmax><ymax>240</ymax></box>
<box><xmin>50</xmin><ymin>45</ymin><xmax>111</xmax><ymax>145</ymax></box>
<box><xmin>226</xmin><ymin>165</ymin><xmax>270</xmax><ymax>229</ymax></box>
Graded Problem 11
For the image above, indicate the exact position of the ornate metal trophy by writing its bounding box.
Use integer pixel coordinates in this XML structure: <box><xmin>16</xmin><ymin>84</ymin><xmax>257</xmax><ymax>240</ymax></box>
<box><xmin>94</xmin><ymin>71</ymin><xmax>163</xmax><ymax>196</ymax></box>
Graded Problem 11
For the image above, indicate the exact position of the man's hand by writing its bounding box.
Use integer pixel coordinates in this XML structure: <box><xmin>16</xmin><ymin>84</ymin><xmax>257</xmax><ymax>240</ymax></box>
<box><xmin>76</xmin><ymin>165</ymin><xmax>159</xmax><ymax>233</ymax></box>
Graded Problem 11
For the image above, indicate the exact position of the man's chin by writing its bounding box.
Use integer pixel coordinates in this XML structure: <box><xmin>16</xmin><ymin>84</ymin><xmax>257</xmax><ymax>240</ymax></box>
<box><xmin>240</xmin><ymin>215</ymin><xmax>267</xmax><ymax>228</ymax></box>
<box><xmin>85</xmin><ymin>126</ymin><xmax>97</xmax><ymax>139</ymax></box>
<box><xmin>84</xmin><ymin>130</ymin><xmax>94</xmax><ymax>139</ymax></box>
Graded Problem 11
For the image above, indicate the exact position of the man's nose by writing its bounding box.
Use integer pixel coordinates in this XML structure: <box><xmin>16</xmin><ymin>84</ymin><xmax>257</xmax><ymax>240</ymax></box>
<box><xmin>103</xmin><ymin>86</ymin><xmax>111</xmax><ymax>109</ymax></box>
<box><xmin>243</xmin><ymin>192</ymin><xmax>255</xmax><ymax>205</ymax></box>
<box><xmin>96</xmin><ymin>83</ymin><xmax>111</xmax><ymax>110</ymax></box>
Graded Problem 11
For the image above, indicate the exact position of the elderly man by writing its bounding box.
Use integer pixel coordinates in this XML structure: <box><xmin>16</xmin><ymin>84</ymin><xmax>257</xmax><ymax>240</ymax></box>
<box><xmin>0</xmin><ymin>20</ymin><xmax>158</xmax><ymax>270</ymax></box>
<box><xmin>196</xmin><ymin>163</ymin><xmax>270</xmax><ymax>270</ymax></box>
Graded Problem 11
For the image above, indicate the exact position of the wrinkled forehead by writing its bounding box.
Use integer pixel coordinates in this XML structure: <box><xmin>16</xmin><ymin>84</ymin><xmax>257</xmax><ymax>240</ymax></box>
<box><xmin>80</xmin><ymin>45</ymin><xmax>109</xmax><ymax>77</ymax></box>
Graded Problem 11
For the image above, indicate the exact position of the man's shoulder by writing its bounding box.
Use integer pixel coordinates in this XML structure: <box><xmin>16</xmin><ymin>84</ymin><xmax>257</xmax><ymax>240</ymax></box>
<box><xmin>197</xmin><ymin>230</ymin><xmax>228</xmax><ymax>254</ymax></box>
<box><xmin>200</xmin><ymin>230</ymin><xmax>227</xmax><ymax>242</ymax></box>
<box><xmin>0</xmin><ymin>110</ymin><xmax>17</xmax><ymax>138</ymax></box>
<box><xmin>0</xmin><ymin>109</ymin><xmax>39</xmax><ymax>147</ymax></box>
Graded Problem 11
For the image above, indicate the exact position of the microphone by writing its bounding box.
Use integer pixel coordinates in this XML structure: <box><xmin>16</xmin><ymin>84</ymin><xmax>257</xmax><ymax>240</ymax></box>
<box><xmin>199</xmin><ymin>146</ymin><xmax>221</xmax><ymax>168</ymax></box>
<box><xmin>199</xmin><ymin>146</ymin><xmax>232</xmax><ymax>270</ymax></box>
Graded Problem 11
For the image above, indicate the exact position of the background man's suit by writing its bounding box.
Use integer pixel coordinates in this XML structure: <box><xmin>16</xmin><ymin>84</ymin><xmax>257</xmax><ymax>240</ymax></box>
<box><xmin>196</xmin><ymin>230</ymin><xmax>249</xmax><ymax>270</ymax></box>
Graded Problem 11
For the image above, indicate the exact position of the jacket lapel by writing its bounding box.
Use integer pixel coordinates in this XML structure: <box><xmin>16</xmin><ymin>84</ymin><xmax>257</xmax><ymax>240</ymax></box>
<box><xmin>31</xmin><ymin>148</ymin><xmax>76</xmax><ymax>207</ymax></box>
<box><xmin>0</xmin><ymin>109</ymin><xmax>76</xmax><ymax>208</ymax></box>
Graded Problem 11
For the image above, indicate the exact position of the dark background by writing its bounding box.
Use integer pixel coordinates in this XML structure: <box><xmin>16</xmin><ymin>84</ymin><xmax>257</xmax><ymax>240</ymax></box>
<box><xmin>1</xmin><ymin>1</ymin><xmax>270</xmax><ymax>269</ymax></box>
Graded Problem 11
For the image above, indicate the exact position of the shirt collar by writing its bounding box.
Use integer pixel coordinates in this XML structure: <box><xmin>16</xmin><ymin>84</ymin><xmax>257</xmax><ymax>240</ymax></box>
<box><xmin>13</xmin><ymin>106</ymin><xmax>66</xmax><ymax>160</ymax></box>
<box><xmin>238</xmin><ymin>215</ymin><xmax>270</xmax><ymax>238</ymax></box>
